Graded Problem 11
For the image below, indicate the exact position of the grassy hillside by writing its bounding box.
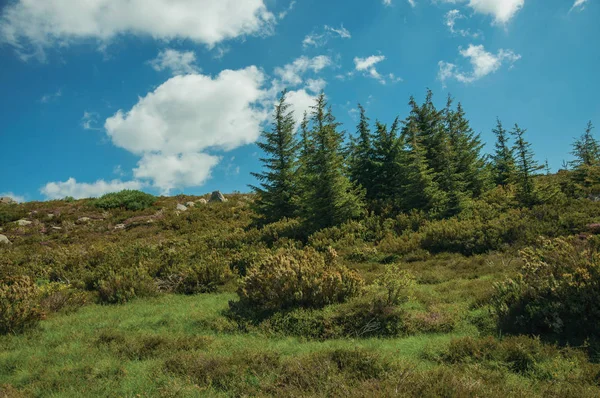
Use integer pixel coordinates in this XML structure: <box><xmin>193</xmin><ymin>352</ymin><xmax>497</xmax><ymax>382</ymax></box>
<box><xmin>1</xmin><ymin>191</ymin><xmax>600</xmax><ymax>397</ymax></box>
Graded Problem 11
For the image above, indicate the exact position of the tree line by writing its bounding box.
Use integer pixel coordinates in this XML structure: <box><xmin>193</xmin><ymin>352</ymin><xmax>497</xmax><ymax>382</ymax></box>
<box><xmin>251</xmin><ymin>89</ymin><xmax>599</xmax><ymax>231</ymax></box>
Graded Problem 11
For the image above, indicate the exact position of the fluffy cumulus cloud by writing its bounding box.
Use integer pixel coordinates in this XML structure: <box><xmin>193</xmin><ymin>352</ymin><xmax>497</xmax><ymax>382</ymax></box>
<box><xmin>105</xmin><ymin>67</ymin><xmax>267</xmax><ymax>155</ymax></box>
<box><xmin>133</xmin><ymin>153</ymin><xmax>221</xmax><ymax>194</ymax></box>
<box><xmin>468</xmin><ymin>0</ymin><xmax>524</xmax><ymax>24</ymax></box>
<box><xmin>40</xmin><ymin>178</ymin><xmax>145</xmax><ymax>200</ymax></box>
<box><xmin>438</xmin><ymin>44</ymin><xmax>521</xmax><ymax>85</ymax></box>
<box><xmin>274</xmin><ymin>56</ymin><xmax>333</xmax><ymax>85</ymax></box>
<box><xmin>148</xmin><ymin>49</ymin><xmax>200</xmax><ymax>76</ymax></box>
<box><xmin>0</xmin><ymin>0</ymin><xmax>274</xmax><ymax>59</ymax></box>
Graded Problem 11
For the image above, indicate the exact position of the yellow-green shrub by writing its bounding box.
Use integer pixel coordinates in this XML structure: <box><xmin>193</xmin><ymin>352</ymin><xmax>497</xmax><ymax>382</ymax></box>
<box><xmin>237</xmin><ymin>247</ymin><xmax>364</xmax><ymax>311</ymax></box>
<box><xmin>492</xmin><ymin>237</ymin><xmax>600</xmax><ymax>344</ymax></box>
<box><xmin>0</xmin><ymin>276</ymin><xmax>43</xmax><ymax>334</ymax></box>
<box><xmin>97</xmin><ymin>267</ymin><xmax>157</xmax><ymax>304</ymax></box>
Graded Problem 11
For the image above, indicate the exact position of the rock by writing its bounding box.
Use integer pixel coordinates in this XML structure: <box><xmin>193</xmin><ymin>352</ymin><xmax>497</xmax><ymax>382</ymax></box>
<box><xmin>15</xmin><ymin>219</ymin><xmax>32</xmax><ymax>226</ymax></box>
<box><xmin>51</xmin><ymin>226</ymin><xmax>62</xmax><ymax>231</ymax></box>
<box><xmin>176</xmin><ymin>204</ymin><xmax>188</xmax><ymax>212</ymax></box>
<box><xmin>209</xmin><ymin>191</ymin><xmax>227</xmax><ymax>203</ymax></box>
<box><xmin>114</xmin><ymin>224</ymin><xmax>126</xmax><ymax>230</ymax></box>
<box><xmin>587</xmin><ymin>223</ymin><xmax>600</xmax><ymax>234</ymax></box>
<box><xmin>0</xmin><ymin>234</ymin><xmax>10</xmax><ymax>244</ymax></box>
<box><xmin>0</xmin><ymin>197</ymin><xmax>16</xmax><ymax>204</ymax></box>
<box><xmin>77</xmin><ymin>217</ymin><xmax>91</xmax><ymax>223</ymax></box>
<box><xmin>196</xmin><ymin>198</ymin><xmax>208</xmax><ymax>205</ymax></box>
<box><xmin>186</xmin><ymin>201</ymin><xmax>196</xmax><ymax>208</ymax></box>
<box><xmin>47</xmin><ymin>214</ymin><xmax>55</xmax><ymax>219</ymax></box>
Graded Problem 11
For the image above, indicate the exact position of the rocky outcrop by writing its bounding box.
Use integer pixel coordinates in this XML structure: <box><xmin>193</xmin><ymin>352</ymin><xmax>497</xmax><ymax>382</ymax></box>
<box><xmin>209</xmin><ymin>191</ymin><xmax>227</xmax><ymax>203</ymax></box>
<box><xmin>0</xmin><ymin>197</ymin><xmax>16</xmax><ymax>204</ymax></box>
<box><xmin>176</xmin><ymin>204</ymin><xmax>188</xmax><ymax>212</ymax></box>
<box><xmin>186</xmin><ymin>201</ymin><xmax>196</xmax><ymax>208</ymax></box>
<box><xmin>196</xmin><ymin>198</ymin><xmax>208</xmax><ymax>204</ymax></box>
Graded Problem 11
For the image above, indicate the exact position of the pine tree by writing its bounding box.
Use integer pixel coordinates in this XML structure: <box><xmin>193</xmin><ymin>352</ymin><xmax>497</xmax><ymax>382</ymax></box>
<box><xmin>511</xmin><ymin>124</ymin><xmax>543</xmax><ymax>206</ymax></box>
<box><xmin>570</xmin><ymin>121</ymin><xmax>600</xmax><ymax>196</ymax></box>
<box><xmin>491</xmin><ymin>118</ymin><xmax>516</xmax><ymax>186</ymax></box>
<box><xmin>369</xmin><ymin>118</ymin><xmax>406</xmax><ymax>214</ymax></box>
<box><xmin>348</xmin><ymin>104</ymin><xmax>374</xmax><ymax>197</ymax></box>
<box><xmin>401</xmin><ymin>99</ymin><xmax>447</xmax><ymax>215</ymax></box>
<box><xmin>250</xmin><ymin>90</ymin><xmax>300</xmax><ymax>224</ymax></box>
<box><xmin>299</xmin><ymin>94</ymin><xmax>365</xmax><ymax>230</ymax></box>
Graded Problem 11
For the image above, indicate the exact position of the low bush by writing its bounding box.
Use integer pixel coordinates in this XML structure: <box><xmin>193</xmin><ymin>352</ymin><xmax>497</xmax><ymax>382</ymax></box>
<box><xmin>0</xmin><ymin>276</ymin><xmax>43</xmax><ymax>334</ymax></box>
<box><xmin>38</xmin><ymin>282</ymin><xmax>90</xmax><ymax>314</ymax></box>
<box><xmin>237</xmin><ymin>247</ymin><xmax>364</xmax><ymax>312</ymax></box>
<box><xmin>97</xmin><ymin>267</ymin><xmax>157</xmax><ymax>304</ymax></box>
<box><xmin>93</xmin><ymin>190</ymin><xmax>156</xmax><ymax>211</ymax></box>
<box><xmin>492</xmin><ymin>237</ymin><xmax>600</xmax><ymax>344</ymax></box>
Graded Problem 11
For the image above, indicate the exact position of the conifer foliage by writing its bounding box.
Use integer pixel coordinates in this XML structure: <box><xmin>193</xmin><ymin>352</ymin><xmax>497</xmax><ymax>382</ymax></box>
<box><xmin>250</xmin><ymin>90</ymin><xmax>300</xmax><ymax>224</ymax></box>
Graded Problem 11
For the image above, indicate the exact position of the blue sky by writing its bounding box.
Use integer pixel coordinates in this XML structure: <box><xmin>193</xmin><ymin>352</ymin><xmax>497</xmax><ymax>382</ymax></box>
<box><xmin>0</xmin><ymin>0</ymin><xmax>598</xmax><ymax>202</ymax></box>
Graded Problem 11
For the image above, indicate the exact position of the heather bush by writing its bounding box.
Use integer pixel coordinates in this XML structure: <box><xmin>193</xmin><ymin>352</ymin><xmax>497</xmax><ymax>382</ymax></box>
<box><xmin>492</xmin><ymin>237</ymin><xmax>600</xmax><ymax>344</ymax></box>
<box><xmin>237</xmin><ymin>247</ymin><xmax>364</xmax><ymax>311</ymax></box>
<box><xmin>0</xmin><ymin>276</ymin><xmax>43</xmax><ymax>334</ymax></box>
<box><xmin>97</xmin><ymin>267</ymin><xmax>157</xmax><ymax>304</ymax></box>
<box><xmin>38</xmin><ymin>281</ymin><xmax>89</xmax><ymax>314</ymax></box>
<box><xmin>93</xmin><ymin>190</ymin><xmax>156</xmax><ymax>211</ymax></box>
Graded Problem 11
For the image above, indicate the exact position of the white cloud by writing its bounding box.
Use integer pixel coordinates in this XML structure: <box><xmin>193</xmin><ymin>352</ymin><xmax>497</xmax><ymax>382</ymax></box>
<box><xmin>0</xmin><ymin>0</ymin><xmax>275</xmax><ymax>60</ymax></box>
<box><xmin>0</xmin><ymin>192</ymin><xmax>25</xmax><ymax>203</ymax></box>
<box><xmin>278</xmin><ymin>1</ymin><xmax>296</xmax><ymax>19</ymax></box>
<box><xmin>305</xmin><ymin>78</ymin><xmax>327</xmax><ymax>94</ymax></box>
<box><xmin>354</xmin><ymin>55</ymin><xmax>400</xmax><ymax>84</ymax></box>
<box><xmin>148</xmin><ymin>49</ymin><xmax>200</xmax><ymax>76</ymax></box>
<box><xmin>285</xmin><ymin>89</ymin><xmax>318</xmax><ymax>127</ymax></box>
<box><xmin>40</xmin><ymin>89</ymin><xmax>62</xmax><ymax>103</ymax></box>
<box><xmin>81</xmin><ymin>111</ymin><xmax>101</xmax><ymax>130</ymax></box>
<box><xmin>466</xmin><ymin>0</ymin><xmax>524</xmax><ymax>24</ymax></box>
<box><xmin>133</xmin><ymin>153</ymin><xmax>220</xmax><ymax>194</ymax></box>
<box><xmin>445</xmin><ymin>9</ymin><xmax>480</xmax><ymax>37</ymax></box>
<box><xmin>571</xmin><ymin>0</ymin><xmax>589</xmax><ymax>11</ymax></box>
<box><xmin>105</xmin><ymin>67</ymin><xmax>267</xmax><ymax>155</ymax></box>
<box><xmin>438</xmin><ymin>44</ymin><xmax>521</xmax><ymax>85</ymax></box>
<box><xmin>274</xmin><ymin>55</ymin><xmax>332</xmax><ymax>86</ymax></box>
<box><xmin>40</xmin><ymin>178</ymin><xmax>145</xmax><ymax>200</ymax></box>
<box><xmin>302</xmin><ymin>24</ymin><xmax>351</xmax><ymax>48</ymax></box>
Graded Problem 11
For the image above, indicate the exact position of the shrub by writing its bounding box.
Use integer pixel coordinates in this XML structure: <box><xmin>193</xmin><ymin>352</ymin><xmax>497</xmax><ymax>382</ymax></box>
<box><xmin>38</xmin><ymin>282</ymin><xmax>89</xmax><ymax>314</ymax></box>
<box><xmin>492</xmin><ymin>237</ymin><xmax>600</xmax><ymax>344</ymax></box>
<box><xmin>375</xmin><ymin>264</ymin><xmax>415</xmax><ymax>305</ymax></box>
<box><xmin>97</xmin><ymin>267</ymin><xmax>157</xmax><ymax>304</ymax></box>
<box><xmin>93</xmin><ymin>190</ymin><xmax>156</xmax><ymax>211</ymax></box>
<box><xmin>0</xmin><ymin>276</ymin><xmax>43</xmax><ymax>334</ymax></box>
<box><xmin>237</xmin><ymin>247</ymin><xmax>364</xmax><ymax>311</ymax></box>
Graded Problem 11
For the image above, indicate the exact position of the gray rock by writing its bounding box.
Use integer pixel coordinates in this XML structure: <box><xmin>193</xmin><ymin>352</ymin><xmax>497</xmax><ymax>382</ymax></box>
<box><xmin>77</xmin><ymin>217</ymin><xmax>91</xmax><ymax>223</ymax></box>
<box><xmin>209</xmin><ymin>191</ymin><xmax>227</xmax><ymax>203</ymax></box>
<box><xmin>114</xmin><ymin>224</ymin><xmax>126</xmax><ymax>230</ymax></box>
<box><xmin>0</xmin><ymin>234</ymin><xmax>10</xmax><ymax>244</ymax></box>
<box><xmin>51</xmin><ymin>226</ymin><xmax>62</xmax><ymax>231</ymax></box>
<box><xmin>47</xmin><ymin>213</ymin><xmax>55</xmax><ymax>219</ymax></box>
<box><xmin>196</xmin><ymin>198</ymin><xmax>208</xmax><ymax>204</ymax></box>
<box><xmin>15</xmin><ymin>219</ymin><xmax>32</xmax><ymax>226</ymax></box>
<box><xmin>176</xmin><ymin>204</ymin><xmax>188</xmax><ymax>212</ymax></box>
<box><xmin>0</xmin><ymin>197</ymin><xmax>16</xmax><ymax>204</ymax></box>
<box><xmin>186</xmin><ymin>201</ymin><xmax>196</xmax><ymax>208</ymax></box>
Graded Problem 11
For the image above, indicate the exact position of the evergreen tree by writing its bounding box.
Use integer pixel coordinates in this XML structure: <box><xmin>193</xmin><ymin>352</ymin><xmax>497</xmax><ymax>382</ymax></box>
<box><xmin>348</xmin><ymin>104</ymin><xmax>374</xmax><ymax>197</ymax></box>
<box><xmin>511</xmin><ymin>124</ymin><xmax>543</xmax><ymax>206</ymax></box>
<box><xmin>299</xmin><ymin>94</ymin><xmax>365</xmax><ymax>230</ymax></box>
<box><xmin>250</xmin><ymin>90</ymin><xmax>300</xmax><ymax>224</ymax></box>
<box><xmin>401</xmin><ymin>99</ymin><xmax>447</xmax><ymax>215</ymax></box>
<box><xmin>491</xmin><ymin>118</ymin><xmax>516</xmax><ymax>186</ymax></box>
<box><xmin>369</xmin><ymin>118</ymin><xmax>406</xmax><ymax>214</ymax></box>
<box><xmin>570</xmin><ymin>121</ymin><xmax>600</xmax><ymax>196</ymax></box>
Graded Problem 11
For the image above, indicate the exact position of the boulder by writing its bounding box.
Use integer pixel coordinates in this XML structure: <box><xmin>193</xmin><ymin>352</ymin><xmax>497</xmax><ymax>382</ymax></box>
<box><xmin>114</xmin><ymin>224</ymin><xmax>126</xmax><ymax>230</ymax></box>
<box><xmin>209</xmin><ymin>191</ymin><xmax>227</xmax><ymax>203</ymax></box>
<box><xmin>176</xmin><ymin>204</ymin><xmax>188</xmax><ymax>212</ymax></box>
<box><xmin>77</xmin><ymin>217</ymin><xmax>91</xmax><ymax>223</ymax></box>
<box><xmin>0</xmin><ymin>234</ymin><xmax>10</xmax><ymax>245</ymax></box>
<box><xmin>15</xmin><ymin>219</ymin><xmax>32</xmax><ymax>226</ymax></box>
<box><xmin>0</xmin><ymin>197</ymin><xmax>16</xmax><ymax>204</ymax></box>
<box><xmin>186</xmin><ymin>201</ymin><xmax>196</xmax><ymax>208</ymax></box>
<box><xmin>196</xmin><ymin>198</ymin><xmax>208</xmax><ymax>205</ymax></box>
